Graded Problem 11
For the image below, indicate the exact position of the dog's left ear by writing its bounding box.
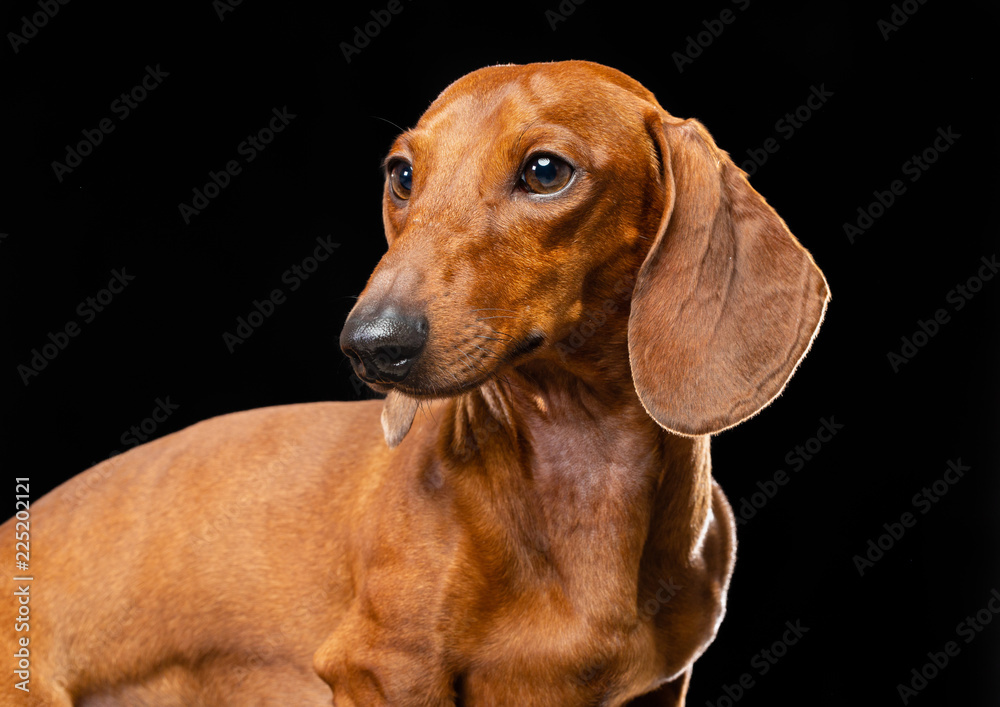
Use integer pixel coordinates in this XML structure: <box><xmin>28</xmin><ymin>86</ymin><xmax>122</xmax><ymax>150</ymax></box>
<box><xmin>628</xmin><ymin>113</ymin><xmax>830</xmax><ymax>436</ymax></box>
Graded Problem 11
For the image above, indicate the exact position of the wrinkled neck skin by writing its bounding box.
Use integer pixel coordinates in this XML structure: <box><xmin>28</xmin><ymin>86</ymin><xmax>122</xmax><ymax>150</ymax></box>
<box><xmin>440</xmin><ymin>359</ymin><xmax>711</xmax><ymax>576</ymax></box>
<box><xmin>335</xmin><ymin>327</ymin><xmax>728</xmax><ymax>703</ymax></box>
<box><xmin>428</xmin><ymin>327</ymin><xmax>718</xmax><ymax>677</ymax></box>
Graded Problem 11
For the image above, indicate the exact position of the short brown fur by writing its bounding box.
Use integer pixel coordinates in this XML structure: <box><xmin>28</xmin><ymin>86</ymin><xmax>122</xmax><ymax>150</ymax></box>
<box><xmin>1</xmin><ymin>61</ymin><xmax>828</xmax><ymax>706</ymax></box>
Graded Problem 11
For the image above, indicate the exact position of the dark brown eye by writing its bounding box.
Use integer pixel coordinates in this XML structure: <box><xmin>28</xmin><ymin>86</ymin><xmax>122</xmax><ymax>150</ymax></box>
<box><xmin>388</xmin><ymin>160</ymin><xmax>413</xmax><ymax>200</ymax></box>
<box><xmin>522</xmin><ymin>154</ymin><xmax>572</xmax><ymax>194</ymax></box>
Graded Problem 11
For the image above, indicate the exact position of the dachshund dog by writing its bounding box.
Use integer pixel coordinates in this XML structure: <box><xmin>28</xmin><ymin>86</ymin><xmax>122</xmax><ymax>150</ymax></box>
<box><xmin>2</xmin><ymin>61</ymin><xmax>828</xmax><ymax>706</ymax></box>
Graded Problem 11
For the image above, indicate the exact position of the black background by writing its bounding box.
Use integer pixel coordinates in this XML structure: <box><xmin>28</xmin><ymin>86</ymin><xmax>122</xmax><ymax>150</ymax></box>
<box><xmin>2</xmin><ymin>1</ymin><xmax>997</xmax><ymax>704</ymax></box>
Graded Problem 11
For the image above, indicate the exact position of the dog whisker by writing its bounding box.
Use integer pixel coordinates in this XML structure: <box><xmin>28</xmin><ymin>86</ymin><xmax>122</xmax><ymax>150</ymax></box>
<box><xmin>473</xmin><ymin>345</ymin><xmax>501</xmax><ymax>360</ymax></box>
<box><xmin>472</xmin><ymin>335</ymin><xmax>508</xmax><ymax>343</ymax></box>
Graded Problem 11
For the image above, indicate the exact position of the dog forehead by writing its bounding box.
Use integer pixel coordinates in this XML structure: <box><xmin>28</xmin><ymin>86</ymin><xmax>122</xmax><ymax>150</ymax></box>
<box><xmin>437</xmin><ymin>60</ymin><xmax>658</xmax><ymax>105</ymax></box>
<box><xmin>411</xmin><ymin>61</ymin><xmax>657</xmax><ymax>149</ymax></box>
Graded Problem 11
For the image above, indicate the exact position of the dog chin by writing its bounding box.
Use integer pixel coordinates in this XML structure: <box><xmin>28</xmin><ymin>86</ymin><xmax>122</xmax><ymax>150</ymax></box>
<box><xmin>353</xmin><ymin>372</ymin><xmax>444</xmax><ymax>398</ymax></box>
<box><xmin>384</xmin><ymin>369</ymin><xmax>505</xmax><ymax>400</ymax></box>
<box><xmin>363</xmin><ymin>380</ymin><xmax>397</xmax><ymax>396</ymax></box>
<box><xmin>388</xmin><ymin>377</ymin><xmax>482</xmax><ymax>400</ymax></box>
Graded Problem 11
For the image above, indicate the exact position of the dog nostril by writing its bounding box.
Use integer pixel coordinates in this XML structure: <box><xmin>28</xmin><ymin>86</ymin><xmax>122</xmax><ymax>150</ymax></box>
<box><xmin>368</xmin><ymin>336</ymin><xmax>424</xmax><ymax>382</ymax></box>
<box><xmin>342</xmin><ymin>348</ymin><xmax>362</xmax><ymax>365</ymax></box>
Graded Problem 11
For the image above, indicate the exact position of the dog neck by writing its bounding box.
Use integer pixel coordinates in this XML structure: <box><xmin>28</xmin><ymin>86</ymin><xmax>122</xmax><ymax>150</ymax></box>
<box><xmin>436</xmin><ymin>360</ymin><xmax>714</xmax><ymax>590</ymax></box>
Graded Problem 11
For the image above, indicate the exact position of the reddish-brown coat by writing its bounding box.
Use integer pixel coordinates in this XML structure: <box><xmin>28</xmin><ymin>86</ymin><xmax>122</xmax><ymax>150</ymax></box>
<box><xmin>0</xmin><ymin>61</ymin><xmax>827</xmax><ymax>706</ymax></box>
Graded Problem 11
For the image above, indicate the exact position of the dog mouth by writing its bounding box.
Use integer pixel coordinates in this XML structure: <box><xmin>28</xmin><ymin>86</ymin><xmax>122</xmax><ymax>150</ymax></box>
<box><xmin>508</xmin><ymin>331</ymin><xmax>546</xmax><ymax>359</ymax></box>
<box><xmin>367</xmin><ymin>331</ymin><xmax>546</xmax><ymax>399</ymax></box>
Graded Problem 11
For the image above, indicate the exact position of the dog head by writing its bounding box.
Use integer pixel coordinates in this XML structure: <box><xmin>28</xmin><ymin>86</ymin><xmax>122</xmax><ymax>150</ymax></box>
<box><xmin>340</xmin><ymin>61</ymin><xmax>829</xmax><ymax>445</ymax></box>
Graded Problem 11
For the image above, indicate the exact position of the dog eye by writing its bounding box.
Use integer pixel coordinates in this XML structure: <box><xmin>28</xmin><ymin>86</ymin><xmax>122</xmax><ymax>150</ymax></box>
<box><xmin>388</xmin><ymin>160</ymin><xmax>413</xmax><ymax>200</ymax></box>
<box><xmin>522</xmin><ymin>154</ymin><xmax>572</xmax><ymax>195</ymax></box>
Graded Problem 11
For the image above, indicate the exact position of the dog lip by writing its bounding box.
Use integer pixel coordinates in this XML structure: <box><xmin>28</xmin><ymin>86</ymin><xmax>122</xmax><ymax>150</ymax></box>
<box><xmin>371</xmin><ymin>332</ymin><xmax>548</xmax><ymax>400</ymax></box>
<box><xmin>363</xmin><ymin>379</ymin><xmax>396</xmax><ymax>395</ymax></box>
<box><xmin>361</xmin><ymin>323</ymin><xmax>547</xmax><ymax>397</ymax></box>
<box><xmin>351</xmin><ymin>362</ymin><xmax>395</xmax><ymax>390</ymax></box>
<box><xmin>510</xmin><ymin>331</ymin><xmax>546</xmax><ymax>360</ymax></box>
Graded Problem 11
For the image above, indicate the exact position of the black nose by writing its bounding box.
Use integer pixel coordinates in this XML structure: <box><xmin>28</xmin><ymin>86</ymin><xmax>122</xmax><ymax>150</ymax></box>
<box><xmin>340</xmin><ymin>308</ymin><xmax>428</xmax><ymax>383</ymax></box>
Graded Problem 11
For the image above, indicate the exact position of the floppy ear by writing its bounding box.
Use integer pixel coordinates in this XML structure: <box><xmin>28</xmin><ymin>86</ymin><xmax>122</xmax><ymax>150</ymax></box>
<box><xmin>628</xmin><ymin>114</ymin><xmax>830</xmax><ymax>436</ymax></box>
